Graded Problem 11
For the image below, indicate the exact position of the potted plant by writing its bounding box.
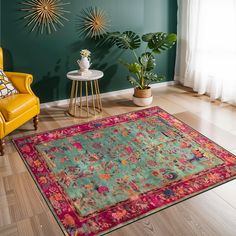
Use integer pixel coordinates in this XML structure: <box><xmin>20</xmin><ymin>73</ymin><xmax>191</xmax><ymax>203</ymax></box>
<box><xmin>107</xmin><ymin>31</ymin><xmax>177</xmax><ymax>106</ymax></box>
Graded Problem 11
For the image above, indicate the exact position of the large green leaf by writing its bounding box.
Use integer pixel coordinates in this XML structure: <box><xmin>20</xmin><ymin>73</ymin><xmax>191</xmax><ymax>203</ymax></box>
<box><xmin>142</xmin><ymin>33</ymin><xmax>155</xmax><ymax>42</ymax></box>
<box><xmin>107</xmin><ymin>31</ymin><xmax>141</xmax><ymax>50</ymax></box>
<box><xmin>144</xmin><ymin>71</ymin><xmax>165</xmax><ymax>82</ymax></box>
<box><xmin>118</xmin><ymin>31</ymin><xmax>141</xmax><ymax>49</ymax></box>
<box><xmin>139</xmin><ymin>52</ymin><xmax>156</xmax><ymax>71</ymax></box>
<box><xmin>127</xmin><ymin>76</ymin><xmax>141</xmax><ymax>87</ymax></box>
<box><xmin>147</xmin><ymin>32</ymin><xmax>177</xmax><ymax>54</ymax></box>
<box><xmin>128</xmin><ymin>63</ymin><xmax>142</xmax><ymax>74</ymax></box>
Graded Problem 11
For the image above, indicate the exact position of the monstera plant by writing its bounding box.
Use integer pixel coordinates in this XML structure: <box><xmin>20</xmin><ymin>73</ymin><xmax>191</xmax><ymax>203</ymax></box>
<box><xmin>107</xmin><ymin>31</ymin><xmax>177</xmax><ymax>106</ymax></box>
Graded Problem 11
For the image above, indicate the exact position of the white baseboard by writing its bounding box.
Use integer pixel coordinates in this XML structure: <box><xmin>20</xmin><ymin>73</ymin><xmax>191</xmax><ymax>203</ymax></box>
<box><xmin>40</xmin><ymin>81</ymin><xmax>177</xmax><ymax>109</ymax></box>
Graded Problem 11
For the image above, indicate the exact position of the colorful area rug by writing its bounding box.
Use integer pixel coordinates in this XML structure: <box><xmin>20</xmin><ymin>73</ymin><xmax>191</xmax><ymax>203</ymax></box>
<box><xmin>13</xmin><ymin>106</ymin><xmax>236</xmax><ymax>236</ymax></box>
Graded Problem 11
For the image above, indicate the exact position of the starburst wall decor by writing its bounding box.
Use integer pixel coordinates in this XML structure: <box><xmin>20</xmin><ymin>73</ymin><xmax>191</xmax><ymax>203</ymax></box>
<box><xmin>77</xmin><ymin>7</ymin><xmax>110</xmax><ymax>39</ymax></box>
<box><xmin>21</xmin><ymin>0</ymin><xmax>70</xmax><ymax>34</ymax></box>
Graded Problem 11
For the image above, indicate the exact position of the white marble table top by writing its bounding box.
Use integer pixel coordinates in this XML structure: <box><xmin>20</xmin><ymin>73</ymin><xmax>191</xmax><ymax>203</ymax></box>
<box><xmin>67</xmin><ymin>70</ymin><xmax>104</xmax><ymax>81</ymax></box>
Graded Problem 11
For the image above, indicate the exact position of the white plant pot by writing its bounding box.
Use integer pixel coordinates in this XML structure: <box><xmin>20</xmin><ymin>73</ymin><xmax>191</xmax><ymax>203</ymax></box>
<box><xmin>133</xmin><ymin>95</ymin><xmax>153</xmax><ymax>107</ymax></box>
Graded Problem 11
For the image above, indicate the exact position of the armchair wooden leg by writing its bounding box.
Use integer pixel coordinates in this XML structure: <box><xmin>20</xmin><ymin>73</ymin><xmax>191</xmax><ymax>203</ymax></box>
<box><xmin>33</xmin><ymin>115</ymin><xmax>39</xmax><ymax>131</ymax></box>
<box><xmin>0</xmin><ymin>139</ymin><xmax>5</xmax><ymax>156</ymax></box>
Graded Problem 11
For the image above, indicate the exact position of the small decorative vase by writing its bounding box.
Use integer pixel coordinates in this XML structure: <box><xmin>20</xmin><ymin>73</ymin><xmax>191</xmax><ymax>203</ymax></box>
<box><xmin>77</xmin><ymin>56</ymin><xmax>91</xmax><ymax>74</ymax></box>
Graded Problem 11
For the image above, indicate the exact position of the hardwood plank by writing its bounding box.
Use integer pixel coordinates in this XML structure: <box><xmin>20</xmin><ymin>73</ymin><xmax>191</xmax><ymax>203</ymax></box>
<box><xmin>17</xmin><ymin>218</ymin><xmax>38</xmax><ymax>236</ymax></box>
<box><xmin>0</xmin><ymin>223</ymin><xmax>18</xmax><ymax>236</ymax></box>
<box><xmin>2</xmin><ymin>173</ymin><xmax>46</xmax><ymax>223</ymax></box>
<box><xmin>175</xmin><ymin>111</ymin><xmax>236</xmax><ymax>151</ymax></box>
<box><xmin>16</xmin><ymin>212</ymin><xmax>63</xmax><ymax>236</ymax></box>
<box><xmin>153</xmin><ymin>96</ymin><xmax>187</xmax><ymax>115</ymax></box>
<box><xmin>212</xmin><ymin>179</ymin><xmax>236</xmax><ymax>209</ymax></box>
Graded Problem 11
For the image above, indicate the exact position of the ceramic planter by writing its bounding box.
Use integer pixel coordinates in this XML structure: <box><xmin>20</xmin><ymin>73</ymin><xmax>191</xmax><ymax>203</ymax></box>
<box><xmin>133</xmin><ymin>87</ymin><xmax>153</xmax><ymax>106</ymax></box>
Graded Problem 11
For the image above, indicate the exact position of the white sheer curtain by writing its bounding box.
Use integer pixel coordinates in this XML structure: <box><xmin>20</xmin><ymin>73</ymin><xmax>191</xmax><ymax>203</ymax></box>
<box><xmin>175</xmin><ymin>0</ymin><xmax>236</xmax><ymax>104</ymax></box>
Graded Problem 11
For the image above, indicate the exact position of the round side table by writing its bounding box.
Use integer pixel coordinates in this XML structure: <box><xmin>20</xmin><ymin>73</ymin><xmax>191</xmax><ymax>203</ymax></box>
<box><xmin>67</xmin><ymin>70</ymin><xmax>104</xmax><ymax>118</ymax></box>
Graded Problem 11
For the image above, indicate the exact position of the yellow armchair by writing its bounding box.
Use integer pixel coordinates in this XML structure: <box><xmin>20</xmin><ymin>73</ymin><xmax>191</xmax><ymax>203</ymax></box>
<box><xmin>0</xmin><ymin>48</ymin><xmax>40</xmax><ymax>155</ymax></box>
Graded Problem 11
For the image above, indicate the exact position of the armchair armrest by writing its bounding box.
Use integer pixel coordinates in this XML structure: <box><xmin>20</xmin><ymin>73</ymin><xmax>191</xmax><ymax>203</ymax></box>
<box><xmin>5</xmin><ymin>72</ymin><xmax>35</xmax><ymax>95</ymax></box>
<box><xmin>0</xmin><ymin>113</ymin><xmax>5</xmax><ymax>139</ymax></box>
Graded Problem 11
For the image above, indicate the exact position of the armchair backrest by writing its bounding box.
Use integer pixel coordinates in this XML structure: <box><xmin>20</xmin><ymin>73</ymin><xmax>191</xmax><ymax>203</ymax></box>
<box><xmin>0</xmin><ymin>48</ymin><xmax>3</xmax><ymax>70</ymax></box>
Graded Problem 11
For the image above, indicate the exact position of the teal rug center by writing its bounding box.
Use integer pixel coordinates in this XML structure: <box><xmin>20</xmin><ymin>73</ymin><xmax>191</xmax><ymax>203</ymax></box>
<box><xmin>36</xmin><ymin>116</ymin><xmax>223</xmax><ymax>217</ymax></box>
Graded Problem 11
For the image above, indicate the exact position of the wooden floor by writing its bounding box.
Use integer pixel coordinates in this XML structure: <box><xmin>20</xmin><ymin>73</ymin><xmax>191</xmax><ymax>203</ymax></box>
<box><xmin>1</xmin><ymin>85</ymin><xmax>236</xmax><ymax>236</ymax></box>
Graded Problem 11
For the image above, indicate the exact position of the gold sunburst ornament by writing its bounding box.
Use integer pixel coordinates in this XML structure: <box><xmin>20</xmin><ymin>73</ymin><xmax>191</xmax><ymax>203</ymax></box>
<box><xmin>77</xmin><ymin>7</ymin><xmax>110</xmax><ymax>39</ymax></box>
<box><xmin>21</xmin><ymin>0</ymin><xmax>70</xmax><ymax>34</ymax></box>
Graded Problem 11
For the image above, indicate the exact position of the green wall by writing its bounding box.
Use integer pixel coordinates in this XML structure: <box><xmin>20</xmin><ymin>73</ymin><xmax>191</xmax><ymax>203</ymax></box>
<box><xmin>1</xmin><ymin>0</ymin><xmax>177</xmax><ymax>103</ymax></box>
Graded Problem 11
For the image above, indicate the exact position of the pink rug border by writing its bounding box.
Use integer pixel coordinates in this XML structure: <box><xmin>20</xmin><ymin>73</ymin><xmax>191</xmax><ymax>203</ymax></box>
<box><xmin>12</xmin><ymin>106</ymin><xmax>236</xmax><ymax>236</ymax></box>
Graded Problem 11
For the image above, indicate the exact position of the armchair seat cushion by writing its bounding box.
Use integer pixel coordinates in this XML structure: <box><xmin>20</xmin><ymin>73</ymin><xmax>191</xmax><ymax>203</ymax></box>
<box><xmin>0</xmin><ymin>94</ymin><xmax>38</xmax><ymax>121</ymax></box>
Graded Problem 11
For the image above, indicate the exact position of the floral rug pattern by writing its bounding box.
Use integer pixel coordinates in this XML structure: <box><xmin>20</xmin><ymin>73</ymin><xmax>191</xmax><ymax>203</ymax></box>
<box><xmin>13</xmin><ymin>107</ymin><xmax>236</xmax><ymax>236</ymax></box>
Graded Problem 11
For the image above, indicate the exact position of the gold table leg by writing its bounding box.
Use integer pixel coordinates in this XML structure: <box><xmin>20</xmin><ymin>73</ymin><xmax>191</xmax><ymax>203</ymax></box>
<box><xmin>69</xmin><ymin>80</ymin><xmax>75</xmax><ymax>114</ymax></box>
<box><xmin>94</xmin><ymin>80</ymin><xmax>100</xmax><ymax>111</ymax></box>
<box><xmin>80</xmin><ymin>81</ymin><xmax>83</xmax><ymax>116</ymax></box>
<box><xmin>85</xmin><ymin>81</ymin><xmax>89</xmax><ymax>117</ymax></box>
<box><xmin>95</xmin><ymin>80</ymin><xmax>102</xmax><ymax>111</ymax></box>
<box><xmin>90</xmin><ymin>81</ymin><xmax>96</xmax><ymax>115</ymax></box>
<box><xmin>74</xmin><ymin>81</ymin><xmax>79</xmax><ymax>116</ymax></box>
